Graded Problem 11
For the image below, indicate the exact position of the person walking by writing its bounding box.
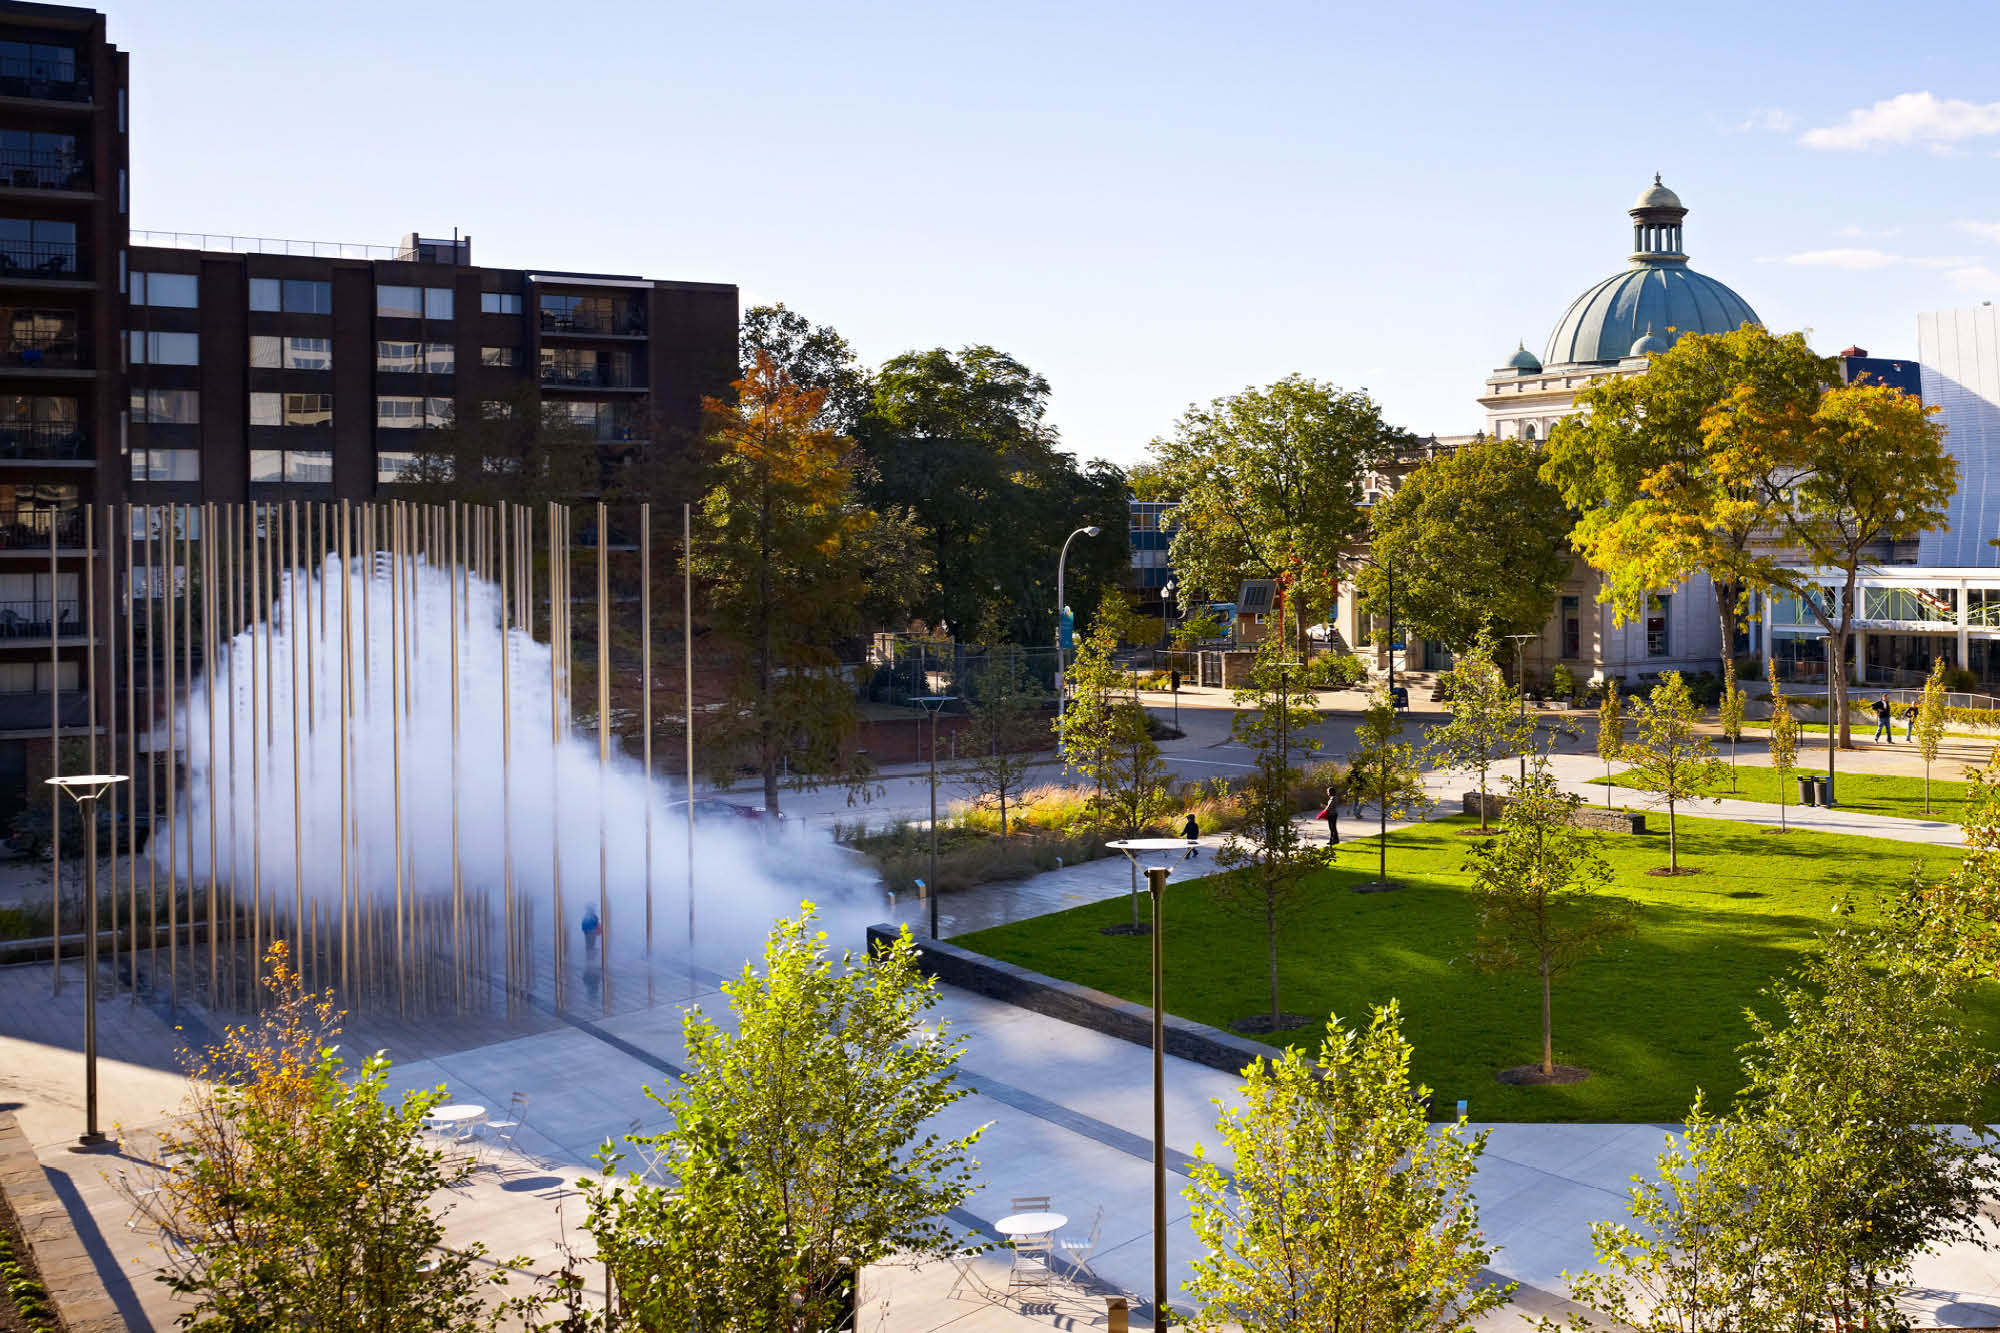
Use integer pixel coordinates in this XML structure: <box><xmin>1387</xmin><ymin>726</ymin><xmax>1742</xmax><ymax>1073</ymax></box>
<box><xmin>1319</xmin><ymin>784</ymin><xmax>1341</xmax><ymax>845</ymax></box>
<box><xmin>1181</xmin><ymin>811</ymin><xmax>1201</xmax><ymax>860</ymax></box>
<box><xmin>1902</xmin><ymin>700</ymin><xmax>1919</xmax><ymax>740</ymax></box>
<box><xmin>1872</xmin><ymin>694</ymin><xmax>1894</xmax><ymax>743</ymax></box>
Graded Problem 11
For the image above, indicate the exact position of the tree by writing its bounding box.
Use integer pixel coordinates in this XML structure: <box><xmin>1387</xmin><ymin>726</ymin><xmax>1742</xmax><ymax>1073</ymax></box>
<box><xmin>1062</xmin><ymin>611</ymin><xmax>1172</xmax><ymax>927</ymax></box>
<box><xmin>586</xmin><ymin>908</ymin><xmax>983</xmax><ymax>1332</ymax></box>
<box><xmin>1348</xmin><ymin>686</ymin><xmax>1432</xmax><ymax>889</ymax></box>
<box><xmin>1596</xmin><ymin>679</ymin><xmax>1624</xmax><ymax>809</ymax></box>
<box><xmin>1151</xmin><ymin>375</ymin><xmax>1410</xmax><ymax>657</ymax></box>
<box><xmin>1623</xmin><ymin>672</ymin><xmax>1727</xmax><ymax>873</ymax></box>
<box><xmin>1213</xmin><ymin>644</ymin><xmax>1335</xmax><ymax>1032</ymax></box>
<box><xmin>1171</xmin><ymin>605</ymin><xmax>1226</xmax><ymax>649</ymax></box>
<box><xmin>1718</xmin><ymin>659</ymin><xmax>1746</xmax><ymax>791</ymax></box>
<box><xmin>1769</xmin><ymin>690</ymin><xmax>1800</xmax><ymax>832</ymax></box>
<box><xmin>1464</xmin><ymin>761</ymin><xmax>1634</xmax><ymax>1078</ymax></box>
<box><xmin>1426</xmin><ymin>624</ymin><xmax>1536</xmax><ymax>832</ymax></box>
<box><xmin>1358</xmin><ymin>436</ymin><xmax>1572</xmax><ymax>652</ymax></box>
<box><xmin>1542</xmin><ymin>325</ymin><xmax>1837</xmax><ymax>679</ymax></box>
<box><xmin>862</xmin><ymin>346</ymin><xmax>1127</xmax><ymax>642</ymax></box>
<box><xmin>1917</xmin><ymin>655</ymin><xmax>1948</xmax><ymax>813</ymax></box>
<box><xmin>695</xmin><ymin>351</ymin><xmax>928</xmax><ymax>813</ymax></box>
<box><xmin>1707</xmin><ymin>376</ymin><xmax>1956</xmax><ymax>754</ymax></box>
<box><xmin>1183</xmin><ymin>1002</ymin><xmax>1512</xmax><ymax>1333</ymax></box>
<box><xmin>952</xmin><ymin>650</ymin><xmax>1044</xmax><ymax>836</ymax></box>
<box><xmin>739</xmin><ymin>303</ymin><xmax>872</xmax><ymax>432</ymax></box>
<box><xmin>121</xmin><ymin>945</ymin><xmax>528</xmax><ymax>1332</ymax></box>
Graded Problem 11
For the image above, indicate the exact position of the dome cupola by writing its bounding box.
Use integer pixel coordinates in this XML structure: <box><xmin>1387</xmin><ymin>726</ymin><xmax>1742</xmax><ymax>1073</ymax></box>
<box><xmin>1503</xmin><ymin>341</ymin><xmax>1542</xmax><ymax>373</ymax></box>
<box><xmin>1542</xmin><ymin>177</ymin><xmax>1760</xmax><ymax>367</ymax></box>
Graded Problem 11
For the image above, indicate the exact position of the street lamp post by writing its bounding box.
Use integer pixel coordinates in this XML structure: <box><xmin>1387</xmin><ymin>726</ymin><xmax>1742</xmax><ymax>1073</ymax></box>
<box><xmin>1054</xmin><ymin>525</ymin><xmax>1101</xmax><ymax>758</ymax></box>
<box><xmin>1162</xmin><ymin>579</ymin><xmax>1180</xmax><ymax>732</ymax></box>
<box><xmin>913</xmin><ymin>696</ymin><xmax>955</xmax><ymax>940</ymax></box>
<box><xmin>46</xmin><ymin>772</ymin><xmax>128</xmax><ymax>1152</ymax></box>
<box><xmin>1502</xmin><ymin>633</ymin><xmax>1536</xmax><ymax>782</ymax></box>
<box><xmin>1108</xmin><ymin>837</ymin><xmax>1191</xmax><ymax>1333</ymax></box>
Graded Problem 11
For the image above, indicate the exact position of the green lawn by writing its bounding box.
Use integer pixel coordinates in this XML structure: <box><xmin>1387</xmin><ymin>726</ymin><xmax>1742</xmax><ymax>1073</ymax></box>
<box><xmin>1593</xmin><ymin>762</ymin><xmax>1969</xmax><ymax>824</ymax></box>
<box><xmin>954</xmin><ymin>814</ymin><xmax>1991</xmax><ymax>1123</ymax></box>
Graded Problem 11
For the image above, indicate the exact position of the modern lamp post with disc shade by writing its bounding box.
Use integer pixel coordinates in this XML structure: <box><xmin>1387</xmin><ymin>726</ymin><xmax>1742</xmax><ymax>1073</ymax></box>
<box><xmin>46</xmin><ymin>772</ymin><xmax>128</xmax><ymax>1152</ymax></box>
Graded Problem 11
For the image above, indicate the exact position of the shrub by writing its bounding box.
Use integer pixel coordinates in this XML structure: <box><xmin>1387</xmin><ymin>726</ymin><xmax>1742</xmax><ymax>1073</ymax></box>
<box><xmin>1734</xmin><ymin>655</ymin><xmax>1764</xmax><ymax>681</ymax></box>
<box><xmin>1551</xmin><ymin>661</ymin><xmax>1577</xmax><ymax>702</ymax></box>
<box><xmin>1945</xmin><ymin>666</ymin><xmax>1981</xmax><ymax>693</ymax></box>
<box><xmin>1303</xmin><ymin>654</ymin><xmax>1368</xmax><ymax>690</ymax></box>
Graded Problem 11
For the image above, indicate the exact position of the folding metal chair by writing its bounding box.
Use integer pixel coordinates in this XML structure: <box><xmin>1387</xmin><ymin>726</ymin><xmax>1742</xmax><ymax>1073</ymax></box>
<box><xmin>1060</xmin><ymin>1204</ymin><xmax>1104</xmax><ymax>1281</ymax></box>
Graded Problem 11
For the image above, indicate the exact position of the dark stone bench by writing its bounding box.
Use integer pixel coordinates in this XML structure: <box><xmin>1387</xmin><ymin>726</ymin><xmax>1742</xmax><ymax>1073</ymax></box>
<box><xmin>1461</xmin><ymin>791</ymin><xmax>1645</xmax><ymax>834</ymax></box>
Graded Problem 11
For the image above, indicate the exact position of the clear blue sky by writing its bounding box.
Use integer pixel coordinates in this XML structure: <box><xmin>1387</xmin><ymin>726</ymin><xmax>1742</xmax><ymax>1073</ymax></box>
<box><xmin>101</xmin><ymin>0</ymin><xmax>2000</xmax><ymax>466</ymax></box>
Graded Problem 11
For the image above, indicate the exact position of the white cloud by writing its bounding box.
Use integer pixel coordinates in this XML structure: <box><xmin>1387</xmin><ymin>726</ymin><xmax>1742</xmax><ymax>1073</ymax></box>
<box><xmin>1835</xmin><ymin>224</ymin><xmax>1904</xmax><ymax>239</ymax></box>
<box><xmin>1950</xmin><ymin>264</ymin><xmax>2000</xmax><ymax>292</ymax></box>
<box><xmin>1802</xmin><ymin>92</ymin><xmax>2000</xmax><ymax>149</ymax></box>
<box><xmin>1955</xmin><ymin>220</ymin><xmax>2000</xmax><ymax>245</ymax></box>
<box><xmin>1736</xmin><ymin>106</ymin><xmax>1796</xmax><ymax>132</ymax></box>
<box><xmin>1770</xmin><ymin>248</ymin><xmax>1969</xmax><ymax>270</ymax></box>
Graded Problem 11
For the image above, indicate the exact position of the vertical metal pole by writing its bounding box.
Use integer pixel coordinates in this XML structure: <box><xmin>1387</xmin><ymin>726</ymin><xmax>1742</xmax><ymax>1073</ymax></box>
<box><xmin>203</xmin><ymin>505</ymin><xmax>217</xmax><ymax>1003</ymax></box>
<box><xmin>104</xmin><ymin>507</ymin><xmax>118</xmax><ymax>990</ymax></box>
<box><xmin>683</xmin><ymin>503</ymin><xmax>695</xmax><ymax>966</ymax></box>
<box><xmin>143</xmin><ymin>507</ymin><xmax>156</xmax><ymax>988</ymax></box>
<box><xmin>77</xmin><ymin>790</ymin><xmax>103</xmax><ymax>1146</ymax></box>
<box><xmin>390</xmin><ymin>504</ymin><xmax>407</xmax><ymax>1014</ymax></box>
<box><xmin>449</xmin><ymin>502</ymin><xmax>464</xmax><ymax>1008</ymax></box>
<box><xmin>49</xmin><ymin>503</ymin><xmax>60</xmax><ymax>991</ymax></box>
<box><xmin>641</xmin><ymin>502</ymin><xmax>652</xmax><ymax>956</ymax></box>
<box><xmin>1148</xmin><ymin>863</ymin><xmax>1169</xmax><ymax>1333</ymax></box>
<box><xmin>498</xmin><ymin>501</ymin><xmax>514</xmax><ymax>1008</ymax></box>
<box><xmin>124</xmin><ymin>504</ymin><xmax>137</xmax><ymax>1004</ymax></box>
<box><xmin>178</xmin><ymin>509</ymin><xmax>194</xmax><ymax>1004</ymax></box>
<box><xmin>928</xmin><ymin>709</ymin><xmax>939</xmax><ymax>940</ymax></box>
<box><xmin>163</xmin><ymin>506</ymin><xmax>179</xmax><ymax>1010</ymax></box>
<box><xmin>288</xmin><ymin>503</ymin><xmax>304</xmax><ymax>977</ymax></box>
<box><xmin>248</xmin><ymin>505</ymin><xmax>262</xmax><ymax>997</ymax></box>
<box><xmin>597</xmin><ymin>500</ymin><xmax>610</xmax><ymax>1006</ymax></box>
<box><xmin>549</xmin><ymin>502</ymin><xmax>565</xmax><ymax>997</ymax></box>
<box><xmin>338</xmin><ymin>501</ymin><xmax>351</xmax><ymax>995</ymax></box>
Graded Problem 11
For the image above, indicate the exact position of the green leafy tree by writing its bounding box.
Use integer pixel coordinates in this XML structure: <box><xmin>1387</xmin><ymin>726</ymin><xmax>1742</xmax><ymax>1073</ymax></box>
<box><xmin>1708</xmin><ymin>376</ymin><xmax>1957</xmax><ymax>755</ymax></box>
<box><xmin>1213</xmin><ymin>645</ymin><xmax>1335</xmax><ymax>1031</ymax></box>
<box><xmin>1596</xmin><ymin>679</ymin><xmax>1624</xmax><ymax>809</ymax></box>
<box><xmin>1917</xmin><ymin>655</ymin><xmax>1948</xmax><ymax>813</ymax></box>
<box><xmin>1062</xmin><ymin>612</ymin><xmax>1172</xmax><ymax>926</ymax></box>
<box><xmin>1624</xmin><ymin>671</ymin><xmax>1727</xmax><ymax>873</ymax></box>
<box><xmin>1426</xmin><ymin>624</ymin><xmax>1536</xmax><ymax>832</ymax></box>
<box><xmin>952</xmin><ymin>650</ymin><xmax>1045</xmax><ymax>836</ymax></box>
<box><xmin>1464</xmin><ymin>761</ymin><xmax>1634</xmax><ymax>1078</ymax></box>
<box><xmin>121</xmin><ymin>946</ymin><xmax>528</xmax><ymax>1332</ymax></box>
<box><xmin>1769</xmin><ymin>690</ymin><xmax>1800</xmax><ymax>832</ymax></box>
<box><xmin>585</xmin><ymin>908</ymin><xmax>983</xmax><ymax>1332</ymax></box>
<box><xmin>1171</xmin><ymin>605</ymin><xmax>1227</xmax><ymax>649</ymax></box>
<box><xmin>695</xmin><ymin>352</ymin><xmax>928</xmax><ymax>813</ymax></box>
<box><xmin>1151</xmin><ymin>374</ymin><xmax>1410</xmax><ymax>657</ymax></box>
<box><xmin>1183</xmin><ymin>1002</ymin><xmax>1512</xmax><ymax>1333</ymax></box>
<box><xmin>1718</xmin><ymin>658</ymin><xmax>1746</xmax><ymax>791</ymax></box>
<box><xmin>1349</xmin><ymin>686</ymin><xmax>1432</xmax><ymax>889</ymax></box>
<box><xmin>1541</xmin><ymin>325</ymin><xmax>1837</xmax><ymax>679</ymax></box>
<box><xmin>739</xmin><ymin>303</ymin><xmax>873</xmax><ymax>432</ymax></box>
<box><xmin>1359</xmin><ymin>436</ymin><xmax>1572</xmax><ymax>652</ymax></box>
<box><xmin>862</xmin><ymin>346</ymin><xmax>1127</xmax><ymax>642</ymax></box>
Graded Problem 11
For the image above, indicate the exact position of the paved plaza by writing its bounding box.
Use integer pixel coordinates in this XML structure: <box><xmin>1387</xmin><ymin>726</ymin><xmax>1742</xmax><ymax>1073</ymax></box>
<box><xmin>4</xmin><ymin>694</ymin><xmax>2000</xmax><ymax>1330</ymax></box>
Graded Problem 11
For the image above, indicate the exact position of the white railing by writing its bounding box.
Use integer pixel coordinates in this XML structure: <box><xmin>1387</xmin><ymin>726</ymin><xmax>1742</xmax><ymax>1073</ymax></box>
<box><xmin>130</xmin><ymin>230</ymin><xmax>419</xmax><ymax>262</ymax></box>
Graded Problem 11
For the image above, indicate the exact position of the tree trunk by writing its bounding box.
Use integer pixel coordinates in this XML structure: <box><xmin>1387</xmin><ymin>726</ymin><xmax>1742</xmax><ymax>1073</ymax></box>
<box><xmin>1478</xmin><ymin>765</ymin><xmax>1489</xmax><ymax>832</ymax></box>
<box><xmin>1667</xmin><ymin>794</ymin><xmax>1678</xmax><ymax>871</ymax></box>
<box><xmin>1540</xmin><ymin>954</ymin><xmax>1554</xmax><ymax>1076</ymax></box>
<box><xmin>1715</xmin><ymin>580</ymin><xmax>1735</xmax><ymax>681</ymax></box>
<box><xmin>1266</xmin><ymin>891</ymin><xmax>1279</xmax><ymax>1024</ymax></box>
<box><xmin>758</xmin><ymin>468</ymin><xmax>780</xmax><ymax>816</ymax></box>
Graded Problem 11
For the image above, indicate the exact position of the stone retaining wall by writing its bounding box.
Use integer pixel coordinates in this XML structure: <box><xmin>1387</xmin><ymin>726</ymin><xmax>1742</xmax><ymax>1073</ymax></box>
<box><xmin>1461</xmin><ymin>791</ymin><xmax>1646</xmax><ymax>834</ymax></box>
<box><xmin>866</xmin><ymin>924</ymin><xmax>1276</xmax><ymax>1076</ymax></box>
<box><xmin>0</xmin><ymin>1111</ymin><xmax>124</xmax><ymax>1332</ymax></box>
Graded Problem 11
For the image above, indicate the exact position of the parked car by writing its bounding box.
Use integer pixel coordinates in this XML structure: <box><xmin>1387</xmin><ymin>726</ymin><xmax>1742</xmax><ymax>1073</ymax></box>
<box><xmin>661</xmin><ymin>798</ymin><xmax>785</xmax><ymax>825</ymax></box>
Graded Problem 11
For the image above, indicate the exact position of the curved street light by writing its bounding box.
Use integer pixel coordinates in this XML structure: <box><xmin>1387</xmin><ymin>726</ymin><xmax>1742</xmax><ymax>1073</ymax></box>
<box><xmin>46</xmin><ymin>772</ymin><xmax>129</xmax><ymax>1152</ymax></box>
<box><xmin>1054</xmin><ymin>525</ymin><xmax>1101</xmax><ymax>756</ymax></box>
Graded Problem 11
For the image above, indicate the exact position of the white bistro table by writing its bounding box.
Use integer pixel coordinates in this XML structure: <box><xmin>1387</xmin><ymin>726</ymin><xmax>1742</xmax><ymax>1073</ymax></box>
<box><xmin>424</xmin><ymin>1104</ymin><xmax>487</xmax><ymax>1141</ymax></box>
<box><xmin>994</xmin><ymin>1210</ymin><xmax>1066</xmax><ymax>1240</ymax></box>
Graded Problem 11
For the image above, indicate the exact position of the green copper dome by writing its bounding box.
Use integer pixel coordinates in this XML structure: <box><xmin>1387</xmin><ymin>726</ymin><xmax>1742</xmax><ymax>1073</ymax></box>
<box><xmin>1543</xmin><ymin>178</ymin><xmax>1759</xmax><ymax>367</ymax></box>
<box><xmin>1505</xmin><ymin>341</ymin><xmax>1542</xmax><ymax>371</ymax></box>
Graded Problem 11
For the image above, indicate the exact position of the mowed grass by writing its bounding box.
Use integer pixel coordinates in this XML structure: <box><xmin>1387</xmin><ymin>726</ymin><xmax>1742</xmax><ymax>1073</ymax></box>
<box><xmin>1594</xmin><ymin>762</ymin><xmax>1970</xmax><ymax>824</ymax></box>
<box><xmin>954</xmin><ymin>814</ymin><xmax>1993</xmax><ymax>1123</ymax></box>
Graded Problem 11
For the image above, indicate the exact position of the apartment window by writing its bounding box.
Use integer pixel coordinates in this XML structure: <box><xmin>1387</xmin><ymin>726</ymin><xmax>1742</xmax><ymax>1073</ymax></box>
<box><xmin>249</xmin><ymin>278</ymin><xmax>280</xmax><ymax>312</ymax></box>
<box><xmin>376</xmin><ymin>450</ymin><xmax>421</xmax><ymax>484</ymax></box>
<box><xmin>133</xmin><ymin>273</ymin><xmax>203</xmax><ymax>313</ymax></box>
<box><xmin>0</xmin><ymin>660</ymin><xmax>78</xmax><ymax>693</ymax></box>
<box><xmin>283</xmin><ymin>336</ymin><xmax>331</xmax><ymax>370</ymax></box>
<box><xmin>424</xmin><ymin>396</ymin><xmax>452</xmax><ymax>427</ymax></box>
<box><xmin>130</xmin><ymin>331</ymin><xmax>199</xmax><ymax>365</ymax></box>
<box><xmin>481</xmin><ymin>399</ymin><xmax>512</xmax><ymax>420</ymax></box>
<box><xmin>376</xmin><ymin>284</ymin><xmax>422</xmax><ymax>318</ymax></box>
<box><xmin>251</xmin><ymin>392</ymin><xmax>332</xmax><ymax>427</ymax></box>
<box><xmin>480</xmin><ymin>292</ymin><xmax>521</xmax><ymax>315</ymax></box>
<box><xmin>0</xmin><ymin>41</ymin><xmax>76</xmax><ymax>89</ymax></box>
<box><xmin>481</xmin><ymin>346</ymin><xmax>515</xmax><ymax>367</ymax></box>
<box><xmin>1646</xmin><ymin>595</ymin><xmax>1671</xmax><ymax>657</ymax></box>
<box><xmin>129</xmin><ymin>389</ymin><xmax>199</xmax><ymax>424</ymax></box>
<box><xmin>129</xmin><ymin>448</ymin><xmax>200</xmax><ymax>482</ymax></box>
<box><xmin>1561</xmin><ymin>595</ymin><xmax>1581</xmax><ymax>660</ymax></box>
<box><xmin>0</xmin><ymin>130</ymin><xmax>80</xmax><ymax>190</ymax></box>
<box><xmin>249</xmin><ymin>450</ymin><xmax>283</xmax><ymax>483</ymax></box>
<box><xmin>423</xmin><ymin>287</ymin><xmax>453</xmax><ymax>320</ymax></box>
<box><xmin>382</xmin><ymin>340</ymin><xmax>454</xmax><ymax>374</ymax></box>
<box><xmin>0</xmin><ymin>218</ymin><xmax>74</xmax><ymax>274</ymax></box>
<box><xmin>282</xmin><ymin>280</ymin><xmax>332</xmax><ymax>314</ymax></box>
<box><xmin>249</xmin><ymin>335</ymin><xmax>278</xmax><ymax>368</ymax></box>
<box><xmin>423</xmin><ymin>342</ymin><xmax>454</xmax><ymax>373</ymax></box>
<box><xmin>284</xmin><ymin>450</ymin><xmax>332</xmax><ymax>483</ymax></box>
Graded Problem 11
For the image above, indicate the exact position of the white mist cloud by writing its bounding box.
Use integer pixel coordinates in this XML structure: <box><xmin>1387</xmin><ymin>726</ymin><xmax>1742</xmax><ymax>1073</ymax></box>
<box><xmin>1769</xmin><ymin>248</ymin><xmax>1972</xmax><ymax>270</ymax></box>
<box><xmin>1736</xmin><ymin>107</ymin><xmax>1796</xmax><ymax>132</ymax></box>
<box><xmin>1955</xmin><ymin>220</ymin><xmax>2000</xmax><ymax>245</ymax></box>
<box><xmin>1802</xmin><ymin>92</ymin><xmax>2000</xmax><ymax>150</ymax></box>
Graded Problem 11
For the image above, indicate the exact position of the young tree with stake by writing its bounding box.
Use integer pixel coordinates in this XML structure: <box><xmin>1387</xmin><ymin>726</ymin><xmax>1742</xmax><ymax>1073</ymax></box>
<box><xmin>1426</xmin><ymin>624</ymin><xmax>1535</xmax><ymax>833</ymax></box>
<box><xmin>1718</xmin><ymin>660</ymin><xmax>1746</xmax><ymax>792</ymax></box>
<box><xmin>1213</xmin><ymin>645</ymin><xmax>1335</xmax><ymax>1032</ymax></box>
<box><xmin>1465</xmin><ymin>761</ymin><xmax>1635</xmax><ymax>1080</ymax></box>
<box><xmin>1183</xmin><ymin>1003</ymin><xmax>1513</xmax><ymax>1333</ymax></box>
<box><xmin>952</xmin><ymin>649</ymin><xmax>1043</xmax><ymax>836</ymax></box>
<box><xmin>1625</xmin><ymin>671</ymin><xmax>1728</xmax><ymax>873</ymax></box>
<box><xmin>1349</xmin><ymin>686</ymin><xmax>1432</xmax><ymax>890</ymax></box>
<box><xmin>1918</xmin><ymin>656</ymin><xmax>1948</xmax><ymax>814</ymax></box>
<box><xmin>1769</xmin><ymin>691</ymin><xmax>1800</xmax><ymax>833</ymax></box>
<box><xmin>1596</xmin><ymin>678</ymin><xmax>1624</xmax><ymax>809</ymax></box>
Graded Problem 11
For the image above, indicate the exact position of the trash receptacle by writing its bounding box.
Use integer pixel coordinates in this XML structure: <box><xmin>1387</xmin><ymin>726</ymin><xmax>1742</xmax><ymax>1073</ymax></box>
<box><xmin>1391</xmin><ymin>685</ymin><xmax>1409</xmax><ymax>709</ymax></box>
<box><xmin>1106</xmin><ymin>1295</ymin><xmax>1130</xmax><ymax>1333</ymax></box>
<box><xmin>1820</xmin><ymin>774</ymin><xmax>1836</xmax><ymax>807</ymax></box>
<box><xmin>1798</xmin><ymin>775</ymin><xmax>1817</xmax><ymax>807</ymax></box>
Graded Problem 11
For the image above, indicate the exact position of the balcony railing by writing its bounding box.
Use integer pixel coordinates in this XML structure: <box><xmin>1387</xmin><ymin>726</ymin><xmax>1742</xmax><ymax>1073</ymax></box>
<box><xmin>1</xmin><ymin>330</ymin><xmax>84</xmax><ymax>369</ymax></box>
<box><xmin>0</xmin><ymin>150</ymin><xmax>85</xmax><ymax>191</ymax></box>
<box><xmin>0</xmin><ymin>598</ymin><xmax>80</xmax><ymax>636</ymax></box>
<box><xmin>0</xmin><ymin>423</ymin><xmax>85</xmax><ymax>460</ymax></box>
<box><xmin>539</xmin><ymin>309</ymin><xmax>647</xmax><ymax>336</ymax></box>
<box><xmin>0</xmin><ymin>505</ymin><xmax>83</xmax><ymax>549</ymax></box>
<box><xmin>0</xmin><ymin>60</ymin><xmax>89</xmax><ymax>104</ymax></box>
<box><xmin>0</xmin><ymin>243</ymin><xmax>77</xmax><ymax>278</ymax></box>
<box><xmin>541</xmin><ymin>365</ymin><xmax>637</xmax><ymax>389</ymax></box>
